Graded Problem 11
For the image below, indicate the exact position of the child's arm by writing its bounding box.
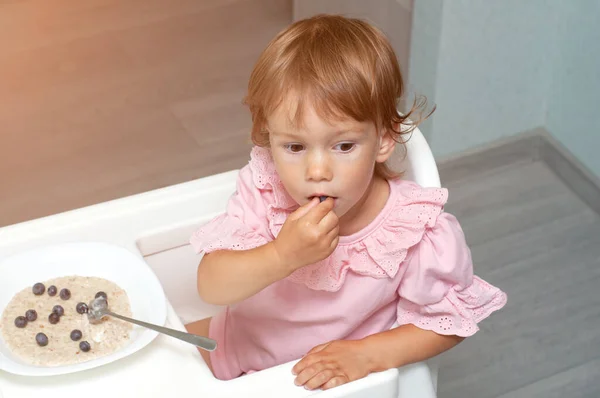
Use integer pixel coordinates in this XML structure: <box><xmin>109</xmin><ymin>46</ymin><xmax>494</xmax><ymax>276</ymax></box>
<box><xmin>196</xmin><ymin>242</ymin><xmax>289</xmax><ymax>305</ymax></box>
<box><xmin>362</xmin><ymin>324</ymin><xmax>464</xmax><ymax>370</ymax></box>
<box><xmin>197</xmin><ymin>197</ymin><xmax>339</xmax><ymax>305</ymax></box>
<box><xmin>292</xmin><ymin>325</ymin><xmax>463</xmax><ymax>391</ymax></box>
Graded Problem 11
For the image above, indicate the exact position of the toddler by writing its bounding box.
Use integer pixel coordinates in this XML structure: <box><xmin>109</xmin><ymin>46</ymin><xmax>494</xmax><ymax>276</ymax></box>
<box><xmin>186</xmin><ymin>14</ymin><xmax>507</xmax><ymax>391</ymax></box>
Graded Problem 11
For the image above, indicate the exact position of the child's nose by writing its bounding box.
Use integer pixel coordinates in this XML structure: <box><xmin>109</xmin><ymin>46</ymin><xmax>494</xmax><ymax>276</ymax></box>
<box><xmin>305</xmin><ymin>154</ymin><xmax>332</xmax><ymax>182</ymax></box>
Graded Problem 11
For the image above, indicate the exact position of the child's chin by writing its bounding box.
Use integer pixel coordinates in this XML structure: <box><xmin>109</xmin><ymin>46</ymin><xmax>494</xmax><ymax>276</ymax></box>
<box><xmin>332</xmin><ymin>203</ymin><xmax>347</xmax><ymax>216</ymax></box>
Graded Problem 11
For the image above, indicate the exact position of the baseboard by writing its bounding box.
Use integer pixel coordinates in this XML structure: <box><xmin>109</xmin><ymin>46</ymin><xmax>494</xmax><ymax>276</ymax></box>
<box><xmin>436</xmin><ymin>127</ymin><xmax>600</xmax><ymax>215</ymax></box>
<box><xmin>537</xmin><ymin>130</ymin><xmax>600</xmax><ymax>216</ymax></box>
<box><xmin>436</xmin><ymin>127</ymin><xmax>545</xmax><ymax>183</ymax></box>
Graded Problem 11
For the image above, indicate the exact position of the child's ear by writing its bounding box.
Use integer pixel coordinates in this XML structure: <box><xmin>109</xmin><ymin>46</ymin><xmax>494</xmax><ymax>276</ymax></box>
<box><xmin>376</xmin><ymin>128</ymin><xmax>397</xmax><ymax>163</ymax></box>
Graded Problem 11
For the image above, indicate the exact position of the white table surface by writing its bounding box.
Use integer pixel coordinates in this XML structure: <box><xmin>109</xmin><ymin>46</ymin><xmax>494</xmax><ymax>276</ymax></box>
<box><xmin>0</xmin><ymin>171</ymin><xmax>438</xmax><ymax>398</ymax></box>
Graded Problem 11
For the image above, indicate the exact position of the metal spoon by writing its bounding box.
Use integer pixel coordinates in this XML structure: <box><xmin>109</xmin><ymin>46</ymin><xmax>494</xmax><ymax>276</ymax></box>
<box><xmin>87</xmin><ymin>297</ymin><xmax>217</xmax><ymax>352</ymax></box>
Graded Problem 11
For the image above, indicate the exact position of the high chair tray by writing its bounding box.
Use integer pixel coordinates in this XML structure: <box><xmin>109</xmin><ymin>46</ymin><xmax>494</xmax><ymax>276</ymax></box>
<box><xmin>0</xmin><ymin>170</ymin><xmax>438</xmax><ymax>398</ymax></box>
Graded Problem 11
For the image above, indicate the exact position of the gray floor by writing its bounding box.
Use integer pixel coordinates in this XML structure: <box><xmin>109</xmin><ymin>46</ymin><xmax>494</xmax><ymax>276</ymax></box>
<box><xmin>436</xmin><ymin>159</ymin><xmax>600</xmax><ymax>397</ymax></box>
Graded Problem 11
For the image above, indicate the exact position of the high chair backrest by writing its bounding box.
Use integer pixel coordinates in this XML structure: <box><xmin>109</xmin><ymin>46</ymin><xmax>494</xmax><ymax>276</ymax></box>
<box><xmin>392</xmin><ymin>126</ymin><xmax>441</xmax><ymax>188</ymax></box>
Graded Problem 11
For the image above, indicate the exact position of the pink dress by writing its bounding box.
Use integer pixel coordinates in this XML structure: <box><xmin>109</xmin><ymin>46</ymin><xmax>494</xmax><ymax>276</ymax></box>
<box><xmin>190</xmin><ymin>146</ymin><xmax>507</xmax><ymax>381</ymax></box>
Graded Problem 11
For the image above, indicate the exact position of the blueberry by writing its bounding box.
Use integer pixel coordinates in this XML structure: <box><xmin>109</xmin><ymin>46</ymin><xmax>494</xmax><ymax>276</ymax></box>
<box><xmin>14</xmin><ymin>316</ymin><xmax>27</xmax><ymax>328</ymax></box>
<box><xmin>35</xmin><ymin>333</ymin><xmax>48</xmax><ymax>347</ymax></box>
<box><xmin>59</xmin><ymin>288</ymin><xmax>71</xmax><ymax>300</ymax></box>
<box><xmin>48</xmin><ymin>312</ymin><xmax>60</xmax><ymax>324</ymax></box>
<box><xmin>319</xmin><ymin>195</ymin><xmax>328</xmax><ymax>202</ymax></box>
<box><xmin>76</xmin><ymin>302</ymin><xmax>88</xmax><ymax>314</ymax></box>
<box><xmin>79</xmin><ymin>341</ymin><xmax>91</xmax><ymax>352</ymax></box>
<box><xmin>36</xmin><ymin>333</ymin><xmax>49</xmax><ymax>347</ymax></box>
<box><xmin>47</xmin><ymin>285</ymin><xmax>57</xmax><ymax>296</ymax></box>
<box><xmin>32</xmin><ymin>283</ymin><xmax>45</xmax><ymax>295</ymax></box>
<box><xmin>95</xmin><ymin>291</ymin><xmax>107</xmax><ymax>300</ymax></box>
<box><xmin>52</xmin><ymin>305</ymin><xmax>65</xmax><ymax>317</ymax></box>
<box><xmin>25</xmin><ymin>309</ymin><xmax>37</xmax><ymax>322</ymax></box>
<box><xmin>70</xmin><ymin>329</ymin><xmax>82</xmax><ymax>341</ymax></box>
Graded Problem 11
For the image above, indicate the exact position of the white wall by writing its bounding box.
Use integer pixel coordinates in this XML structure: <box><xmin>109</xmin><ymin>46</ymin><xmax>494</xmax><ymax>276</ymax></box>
<box><xmin>410</xmin><ymin>0</ymin><xmax>557</xmax><ymax>155</ymax></box>
<box><xmin>546</xmin><ymin>1</ymin><xmax>600</xmax><ymax>177</ymax></box>
<box><xmin>409</xmin><ymin>1</ymin><xmax>600</xmax><ymax>178</ymax></box>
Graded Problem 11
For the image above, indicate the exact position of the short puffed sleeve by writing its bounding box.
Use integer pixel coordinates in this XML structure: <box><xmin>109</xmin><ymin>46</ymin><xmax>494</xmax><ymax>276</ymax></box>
<box><xmin>396</xmin><ymin>212</ymin><xmax>507</xmax><ymax>337</ymax></box>
<box><xmin>189</xmin><ymin>165</ymin><xmax>274</xmax><ymax>254</ymax></box>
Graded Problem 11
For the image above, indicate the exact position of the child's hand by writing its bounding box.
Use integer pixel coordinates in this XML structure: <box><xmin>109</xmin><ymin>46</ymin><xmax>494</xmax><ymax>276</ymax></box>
<box><xmin>292</xmin><ymin>340</ymin><xmax>372</xmax><ymax>391</ymax></box>
<box><xmin>273</xmin><ymin>197</ymin><xmax>339</xmax><ymax>272</ymax></box>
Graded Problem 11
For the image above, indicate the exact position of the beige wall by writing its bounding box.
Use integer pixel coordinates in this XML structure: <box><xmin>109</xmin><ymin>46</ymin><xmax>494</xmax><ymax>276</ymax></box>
<box><xmin>0</xmin><ymin>0</ymin><xmax>292</xmax><ymax>227</ymax></box>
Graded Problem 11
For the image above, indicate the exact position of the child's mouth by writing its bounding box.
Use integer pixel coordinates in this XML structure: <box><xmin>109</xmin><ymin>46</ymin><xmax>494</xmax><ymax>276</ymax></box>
<box><xmin>308</xmin><ymin>195</ymin><xmax>336</xmax><ymax>203</ymax></box>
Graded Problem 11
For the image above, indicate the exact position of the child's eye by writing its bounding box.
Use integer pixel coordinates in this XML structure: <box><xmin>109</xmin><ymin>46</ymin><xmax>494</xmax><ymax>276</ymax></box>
<box><xmin>334</xmin><ymin>142</ymin><xmax>355</xmax><ymax>152</ymax></box>
<box><xmin>284</xmin><ymin>144</ymin><xmax>304</xmax><ymax>153</ymax></box>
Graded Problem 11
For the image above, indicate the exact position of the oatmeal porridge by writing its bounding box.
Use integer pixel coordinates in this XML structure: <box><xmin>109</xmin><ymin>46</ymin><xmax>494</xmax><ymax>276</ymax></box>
<box><xmin>0</xmin><ymin>275</ymin><xmax>133</xmax><ymax>367</ymax></box>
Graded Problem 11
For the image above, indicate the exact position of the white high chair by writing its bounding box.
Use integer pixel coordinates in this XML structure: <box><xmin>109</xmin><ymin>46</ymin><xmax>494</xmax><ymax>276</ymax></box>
<box><xmin>0</xmin><ymin>126</ymin><xmax>442</xmax><ymax>398</ymax></box>
<box><xmin>393</xmin><ymin>125</ymin><xmax>441</xmax><ymax>188</ymax></box>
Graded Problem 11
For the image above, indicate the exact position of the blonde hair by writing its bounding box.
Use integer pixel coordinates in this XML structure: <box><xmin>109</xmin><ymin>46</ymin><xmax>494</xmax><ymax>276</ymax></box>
<box><xmin>244</xmin><ymin>14</ymin><xmax>432</xmax><ymax>179</ymax></box>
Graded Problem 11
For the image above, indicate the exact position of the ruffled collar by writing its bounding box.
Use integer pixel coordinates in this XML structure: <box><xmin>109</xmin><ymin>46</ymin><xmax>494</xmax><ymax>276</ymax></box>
<box><xmin>249</xmin><ymin>146</ymin><xmax>448</xmax><ymax>292</ymax></box>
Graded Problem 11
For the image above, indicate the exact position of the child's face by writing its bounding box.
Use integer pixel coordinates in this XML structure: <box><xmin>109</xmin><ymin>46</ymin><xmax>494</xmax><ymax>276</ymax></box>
<box><xmin>267</xmin><ymin>99</ymin><xmax>395</xmax><ymax>219</ymax></box>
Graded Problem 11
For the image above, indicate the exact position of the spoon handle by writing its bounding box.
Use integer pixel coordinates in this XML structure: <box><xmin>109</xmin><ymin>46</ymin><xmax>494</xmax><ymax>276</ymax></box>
<box><xmin>105</xmin><ymin>310</ymin><xmax>217</xmax><ymax>351</ymax></box>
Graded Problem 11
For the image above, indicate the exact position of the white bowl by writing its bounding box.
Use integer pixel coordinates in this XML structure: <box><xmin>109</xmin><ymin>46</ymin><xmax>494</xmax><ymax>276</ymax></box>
<box><xmin>0</xmin><ymin>241</ymin><xmax>167</xmax><ymax>376</ymax></box>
